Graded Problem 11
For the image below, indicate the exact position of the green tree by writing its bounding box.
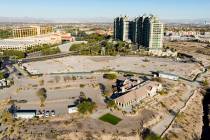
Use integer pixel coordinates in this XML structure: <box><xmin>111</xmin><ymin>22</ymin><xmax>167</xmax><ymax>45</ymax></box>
<box><xmin>0</xmin><ymin>29</ymin><xmax>12</xmax><ymax>39</ymax></box>
<box><xmin>77</xmin><ymin>100</ymin><xmax>96</xmax><ymax>114</ymax></box>
<box><xmin>3</xmin><ymin>50</ymin><xmax>26</xmax><ymax>59</ymax></box>
<box><xmin>41</xmin><ymin>47</ymin><xmax>60</xmax><ymax>55</ymax></box>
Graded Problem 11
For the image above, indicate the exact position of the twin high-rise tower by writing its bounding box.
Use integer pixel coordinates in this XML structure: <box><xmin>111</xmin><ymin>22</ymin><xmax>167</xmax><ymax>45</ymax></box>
<box><xmin>114</xmin><ymin>15</ymin><xmax>164</xmax><ymax>51</ymax></box>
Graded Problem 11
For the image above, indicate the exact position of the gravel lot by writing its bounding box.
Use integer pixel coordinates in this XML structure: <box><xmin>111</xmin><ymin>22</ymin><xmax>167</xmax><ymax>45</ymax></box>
<box><xmin>0</xmin><ymin>74</ymin><xmax>104</xmax><ymax>115</ymax></box>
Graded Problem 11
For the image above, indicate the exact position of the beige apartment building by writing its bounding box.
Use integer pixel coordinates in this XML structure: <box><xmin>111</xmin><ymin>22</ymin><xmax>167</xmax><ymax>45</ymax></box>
<box><xmin>12</xmin><ymin>26</ymin><xmax>53</xmax><ymax>38</ymax></box>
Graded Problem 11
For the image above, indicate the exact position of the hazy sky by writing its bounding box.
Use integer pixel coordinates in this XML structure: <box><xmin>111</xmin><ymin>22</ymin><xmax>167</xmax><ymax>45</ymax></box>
<box><xmin>0</xmin><ymin>0</ymin><xmax>210</xmax><ymax>19</ymax></box>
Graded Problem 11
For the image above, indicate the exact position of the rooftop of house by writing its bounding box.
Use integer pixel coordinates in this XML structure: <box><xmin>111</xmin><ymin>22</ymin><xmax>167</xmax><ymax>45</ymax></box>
<box><xmin>116</xmin><ymin>77</ymin><xmax>142</xmax><ymax>85</ymax></box>
<box><xmin>114</xmin><ymin>81</ymin><xmax>161</xmax><ymax>104</ymax></box>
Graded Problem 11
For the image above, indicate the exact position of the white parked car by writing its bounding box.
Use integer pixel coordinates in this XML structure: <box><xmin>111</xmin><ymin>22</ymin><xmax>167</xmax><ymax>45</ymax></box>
<box><xmin>45</xmin><ymin>111</ymin><xmax>50</xmax><ymax>117</ymax></box>
<box><xmin>51</xmin><ymin>110</ymin><xmax>55</xmax><ymax>117</ymax></box>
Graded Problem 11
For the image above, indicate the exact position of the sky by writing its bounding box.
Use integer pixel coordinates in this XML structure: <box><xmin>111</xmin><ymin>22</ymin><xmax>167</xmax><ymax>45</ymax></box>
<box><xmin>0</xmin><ymin>0</ymin><xmax>210</xmax><ymax>20</ymax></box>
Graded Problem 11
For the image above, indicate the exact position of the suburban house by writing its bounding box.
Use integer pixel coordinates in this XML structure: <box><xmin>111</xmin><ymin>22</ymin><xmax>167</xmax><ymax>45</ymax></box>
<box><xmin>114</xmin><ymin>81</ymin><xmax>162</xmax><ymax>108</ymax></box>
<box><xmin>113</xmin><ymin>77</ymin><xmax>142</xmax><ymax>93</ymax></box>
<box><xmin>152</xmin><ymin>71</ymin><xmax>179</xmax><ymax>81</ymax></box>
<box><xmin>68</xmin><ymin>105</ymin><xmax>78</xmax><ymax>114</ymax></box>
<box><xmin>14</xmin><ymin>110</ymin><xmax>37</xmax><ymax>119</ymax></box>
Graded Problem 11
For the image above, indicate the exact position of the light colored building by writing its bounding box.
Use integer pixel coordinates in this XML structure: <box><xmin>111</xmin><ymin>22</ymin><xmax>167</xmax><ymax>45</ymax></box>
<box><xmin>61</xmin><ymin>33</ymin><xmax>75</xmax><ymax>42</ymax></box>
<box><xmin>114</xmin><ymin>81</ymin><xmax>162</xmax><ymax>108</ymax></box>
<box><xmin>14</xmin><ymin>110</ymin><xmax>36</xmax><ymax>119</ymax></box>
<box><xmin>13</xmin><ymin>26</ymin><xmax>53</xmax><ymax>38</ymax></box>
<box><xmin>153</xmin><ymin>71</ymin><xmax>179</xmax><ymax>81</ymax></box>
<box><xmin>0</xmin><ymin>33</ymin><xmax>62</xmax><ymax>51</ymax></box>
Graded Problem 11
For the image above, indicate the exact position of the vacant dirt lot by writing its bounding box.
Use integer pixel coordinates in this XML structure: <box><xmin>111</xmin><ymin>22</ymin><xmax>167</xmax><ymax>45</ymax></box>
<box><xmin>164</xmin><ymin>90</ymin><xmax>203</xmax><ymax>140</ymax></box>
<box><xmin>165</xmin><ymin>41</ymin><xmax>210</xmax><ymax>66</ymax></box>
<box><xmin>23</xmin><ymin>56</ymin><xmax>203</xmax><ymax>80</ymax></box>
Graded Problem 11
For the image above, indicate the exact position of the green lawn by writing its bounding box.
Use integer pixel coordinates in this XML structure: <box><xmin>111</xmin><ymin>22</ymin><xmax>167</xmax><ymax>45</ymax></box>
<box><xmin>99</xmin><ymin>113</ymin><xmax>122</xmax><ymax>125</ymax></box>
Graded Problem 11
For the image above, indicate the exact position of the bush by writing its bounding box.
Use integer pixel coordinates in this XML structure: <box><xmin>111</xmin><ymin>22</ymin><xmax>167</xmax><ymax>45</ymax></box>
<box><xmin>72</xmin><ymin>76</ymin><xmax>77</xmax><ymax>80</ymax></box>
<box><xmin>0</xmin><ymin>110</ymin><xmax>13</xmax><ymax>124</ymax></box>
<box><xmin>36</xmin><ymin>88</ymin><xmax>47</xmax><ymax>107</ymax></box>
<box><xmin>26</xmin><ymin>44</ymin><xmax>59</xmax><ymax>53</ymax></box>
<box><xmin>0</xmin><ymin>72</ymin><xmax>4</xmax><ymax>79</ymax></box>
<box><xmin>203</xmin><ymin>79</ymin><xmax>209</xmax><ymax>87</ymax></box>
<box><xmin>106</xmin><ymin>100</ymin><xmax>116</xmax><ymax>108</ymax></box>
<box><xmin>145</xmin><ymin>134</ymin><xmax>163</xmax><ymax>140</ymax></box>
<box><xmin>3</xmin><ymin>50</ymin><xmax>26</xmax><ymax>59</ymax></box>
<box><xmin>77</xmin><ymin>100</ymin><xmax>96</xmax><ymax>114</ymax></box>
<box><xmin>41</xmin><ymin>47</ymin><xmax>60</xmax><ymax>55</ymax></box>
<box><xmin>158</xmin><ymin>90</ymin><xmax>168</xmax><ymax>95</ymax></box>
<box><xmin>151</xmin><ymin>78</ymin><xmax>162</xmax><ymax>83</ymax></box>
<box><xmin>69</xmin><ymin>43</ymin><xmax>86</xmax><ymax>51</ymax></box>
<box><xmin>0</xmin><ymin>29</ymin><xmax>12</xmax><ymax>39</ymax></box>
<box><xmin>80</xmin><ymin>84</ymin><xmax>85</xmax><ymax>88</ymax></box>
<box><xmin>103</xmin><ymin>73</ymin><xmax>117</xmax><ymax>80</ymax></box>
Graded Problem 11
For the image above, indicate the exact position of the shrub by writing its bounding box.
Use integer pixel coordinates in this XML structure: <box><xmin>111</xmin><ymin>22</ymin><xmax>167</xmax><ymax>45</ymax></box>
<box><xmin>145</xmin><ymin>133</ymin><xmax>164</xmax><ymax>140</ymax></box>
<box><xmin>72</xmin><ymin>76</ymin><xmax>77</xmax><ymax>80</ymax></box>
<box><xmin>158</xmin><ymin>90</ymin><xmax>168</xmax><ymax>95</ymax></box>
<box><xmin>41</xmin><ymin>47</ymin><xmax>60</xmax><ymax>56</ymax></box>
<box><xmin>36</xmin><ymin>88</ymin><xmax>47</xmax><ymax>107</ymax></box>
<box><xmin>0</xmin><ymin>110</ymin><xmax>13</xmax><ymax>124</ymax></box>
<box><xmin>203</xmin><ymin>79</ymin><xmax>209</xmax><ymax>87</ymax></box>
<box><xmin>0</xmin><ymin>72</ymin><xmax>4</xmax><ymax>79</ymax></box>
<box><xmin>77</xmin><ymin>100</ymin><xmax>96</xmax><ymax>114</ymax></box>
<box><xmin>3</xmin><ymin>50</ymin><xmax>26</xmax><ymax>59</ymax></box>
<box><xmin>106</xmin><ymin>100</ymin><xmax>116</xmax><ymax>108</ymax></box>
<box><xmin>103</xmin><ymin>73</ymin><xmax>117</xmax><ymax>80</ymax></box>
<box><xmin>80</xmin><ymin>84</ymin><xmax>85</xmax><ymax>88</ymax></box>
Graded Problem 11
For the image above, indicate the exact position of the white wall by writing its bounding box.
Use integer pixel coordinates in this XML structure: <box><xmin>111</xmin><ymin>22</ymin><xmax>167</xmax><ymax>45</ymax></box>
<box><xmin>68</xmin><ymin>107</ymin><xmax>78</xmax><ymax>114</ymax></box>
<box><xmin>15</xmin><ymin>113</ymin><xmax>36</xmax><ymax>119</ymax></box>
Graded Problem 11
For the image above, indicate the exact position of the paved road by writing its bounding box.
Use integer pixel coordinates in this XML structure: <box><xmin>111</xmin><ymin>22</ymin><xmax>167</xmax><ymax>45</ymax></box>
<box><xmin>58</xmin><ymin>43</ymin><xmax>72</xmax><ymax>52</ymax></box>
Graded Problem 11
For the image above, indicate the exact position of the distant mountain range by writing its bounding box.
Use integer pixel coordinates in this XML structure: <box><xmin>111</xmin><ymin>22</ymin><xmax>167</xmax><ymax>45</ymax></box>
<box><xmin>0</xmin><ymin>17</ymin><xmax>51</xmax><ymax>23</ymax></box>
<box><xmin>0</xmin><ymin>17</ymin><xmax>209</xmax><ymax>24</ymax></box>
<box><xmin>162</xmin><ymin>18</ymin><xmax>210</xmax><ymax>24</ymax></box>
<box><xmin>0</xmin><ymin>17</ymin><xmax>113</xmax><ymax>23</ymax></box>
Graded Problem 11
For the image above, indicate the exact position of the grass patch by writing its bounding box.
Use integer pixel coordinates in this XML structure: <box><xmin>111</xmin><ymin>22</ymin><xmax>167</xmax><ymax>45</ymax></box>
<box><xmin>99</xmin><ymin>113</ymin><xmax>121</xmax><ymax>125</ymax></box>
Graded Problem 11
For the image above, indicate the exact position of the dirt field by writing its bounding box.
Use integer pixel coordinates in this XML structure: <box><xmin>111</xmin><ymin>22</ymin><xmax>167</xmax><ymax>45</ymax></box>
<box><xmin>165</xmin><ymin>41</ymin><xmax>210</xmax><ymax>66</ymax></box>
<box><xmin>23</xmin><ymin>56</ymin><xmax>203</xmax><ymax>80</ymax></box>
<box><xmin>164</xmin><ymin>90</ymin><xmax>203</xmax><ymax>140</ymax></box>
